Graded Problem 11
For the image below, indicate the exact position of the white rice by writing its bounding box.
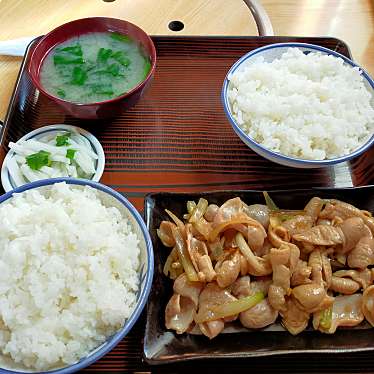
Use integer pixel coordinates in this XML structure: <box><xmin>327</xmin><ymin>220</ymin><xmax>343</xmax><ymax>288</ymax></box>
<box><xmin>0</xmin><ymin>182</ymin><xmax>140</xmax><ymax>371</ymax></box>
<box><xmin>228</xmin><ymin>47</ymin><xmax>374</xmax><ymax>160</ymax></box>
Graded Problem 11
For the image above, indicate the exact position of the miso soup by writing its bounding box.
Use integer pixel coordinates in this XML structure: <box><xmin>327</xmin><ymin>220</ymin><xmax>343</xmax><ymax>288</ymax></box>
<box><xmin>40</xmin><ymin>32</ymin><xmax>151</xmax><ymax>104</ymax></box>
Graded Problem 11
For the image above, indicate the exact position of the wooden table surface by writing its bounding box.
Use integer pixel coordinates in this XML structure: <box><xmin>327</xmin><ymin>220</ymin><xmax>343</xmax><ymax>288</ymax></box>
<box><xmin>0</xmin><ymin>0</ymin><xmax>373</xmax><ymax>121</ymax></box>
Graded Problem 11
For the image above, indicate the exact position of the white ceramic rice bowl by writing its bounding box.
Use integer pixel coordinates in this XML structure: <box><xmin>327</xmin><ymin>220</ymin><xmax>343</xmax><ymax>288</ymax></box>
<box><xmin>221</xmin><ymin>42</ymin><xmax>374</xmax><ymax>168</ymax></box>
<box><xmin>0</xmin><ymin>177</ymin><xmax>153</xmax><ymax>374</ymax></box>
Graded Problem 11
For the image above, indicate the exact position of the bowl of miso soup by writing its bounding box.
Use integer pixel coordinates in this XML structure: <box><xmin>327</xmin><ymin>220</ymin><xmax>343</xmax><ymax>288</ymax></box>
<box><xmin>29</xmin><ymin>17</ymin><xmax>156</xmax><ymax>119</ymax></box>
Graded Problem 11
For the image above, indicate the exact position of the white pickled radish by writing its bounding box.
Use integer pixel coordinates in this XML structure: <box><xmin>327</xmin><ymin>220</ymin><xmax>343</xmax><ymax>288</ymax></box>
<box><xmin>9</xmin><ymin>142</ymin><xmax>32</xmax><ymax>156</ymax></box>
<box><xmin>24</xmin><ymin>139</ymin><xmax>68</xmax><ymax>156</ymax></box>
<box><xmin>50</xmin><ymin>155</ymin><xmax>70</xmax><ymax>163</ymax></box>
<box><xmin>66</xmin><ymin>164</ymin><xmax>78</xmax><ymax>178</ymax></box>
<box><xmin>7</xmin><ymin>156</ymin><xmax>27</xmax><ymax>186</ymax></box>
<box><xmin>40</xmin><ymin>166</ymin><xmax>56</xmax><ymax>177</ymax></box>
<box><xmin>75</xmin><ymin>150</ymin><xmax>95</xmax><ymax>174</ymax></box>
<box><xmin>69</xmin><ymin>137</ymin><xmax>98</xmax><ymax>159</ymax></box>
<box><xmin>20</xmin><ymin>164</ymin><xmax>49</xmax><ymax>182</ymax></box>
<box><xmin>8</xmin><ymin>130</ymin><xmax>98</xmax><ymax>184</ymax></box>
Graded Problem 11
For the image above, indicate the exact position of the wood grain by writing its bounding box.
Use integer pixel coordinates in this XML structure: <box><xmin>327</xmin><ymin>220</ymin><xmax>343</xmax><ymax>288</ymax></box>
<box><xmin>0</xmin><ymin>0</ymin><xmax>373</xmax><ymax>119</ymax></box>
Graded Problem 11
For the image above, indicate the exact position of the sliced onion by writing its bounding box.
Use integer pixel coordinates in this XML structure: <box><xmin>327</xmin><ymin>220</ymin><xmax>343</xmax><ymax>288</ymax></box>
<box><xmin>263</xmin><ymin>191</ymin><xmax>279</xmax><ymax>211</ymax></box>
<box><xmin>195</xmin><ymin>292</ymin><xmax>265</xmax><ymax>323</ymax></box>
<box><xmin>189</xmin><ymin>198</ymin><xmax>208</xmax><ymax>223</ymax></box>
<box><xmin>209</xmin><ymin>216</ymin><xmax>261</xmax><ymax>241</ymax></box>
<box><xmin>165</xmin><ymin>209</ymin><xmax>186</xmax><ymax>237</ymax></box>
<box><xmin>163</xmin><ymin>247</ymin><xmax>178</xmax><ymax>277</ymax></box>
<box><xmin>193</xmin><ymin>217</ymin><xmax>212</xmax><ymax>240</ymax></box>
<box><xmin>187</xmin><ymin>201</ymin><xmax>197</xmax><ymax>214</ymax></box>
<box><xmin>319</xmin><ymin>306</ymin><xmax>332</xmax><ymax>330</ymax></box>
<box><xmin>172</xmin><ymin>226</ymin><xmax>199</xmax><ymax>282</ymax></box>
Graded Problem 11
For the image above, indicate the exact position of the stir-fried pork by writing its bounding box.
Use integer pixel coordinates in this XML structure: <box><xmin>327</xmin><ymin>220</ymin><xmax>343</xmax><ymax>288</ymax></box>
<box><xmin>281</xmin><ymin>298</ymin><xmax>310</xmax><ymax>335</ymax></box>
<box><xmin>293</xmin><ymin>225</ymin><xmax>344</xmax><ymax>246</ymax></box>
<box><xmin>304</xmin><ymin>197</ymin><xmax>324</xmax><ymax>223</ymax></box>
<box><xmin>338</xmin><ymin>217</ymin><xmax>372</xmax><ymax>253</ymax></box>
<box><xmin>362</xmin><ymin>285</ymin><xmax>374</xmax><ymax>326</ymax></box>
<box><xmin>215</xmin><ymin>250</ymin><xmax>241</xmax><ymax>288</ymax></box>
<box><xmin>291</xmin><ymin>260</ymin><xmax>312</xmax><ymax>286</ymax></box>
<box><xmin>165</xmin><ymin>294</ymin><xmax>196</xmax><ymax>334</ymax></box>
<box><xmin>173</xmin><ymin>273</ymin><xmax>204</xmax><ymax>307</ymax></box>
<box><xmin>195</xmin><ymin>282</ymin><xmax>237</xmax><ymax>338</ymax></box>
<box><xmin>159</xmin><ymin>195</ymin><xmax>374</xmax><ymax>338</ymax></box>
<box><xmin>281</xmin><ymin>215</ymin><xmax>314</xmax><ymax>236</ymax></box>
<box><xmin>240</xmin><ymin>299</ymin><xmax>278</xmax><ymax>329</ymax></box>
<box><xmin>347</xmin><ymin>236</ymin><xmax>374</xmax><ymax>269</ymax></box>
<box><xmin>330</xmin><ymin>276</ymin><xmax>360</xmax><ymax>294</ymax></box>
<box><xmin>243</xmin><ymin>204</ymin><xmax>270</xmax><ymax>229</ymax></box>
<box><xmin>268</xmin><ymin>244</ymin><xmax>295</xmax><ymax>311</ymax></box>
<box><xmin>333</xmin><ymin>269</ymin><xmax>372</xmax><ymax>290</ymax></box>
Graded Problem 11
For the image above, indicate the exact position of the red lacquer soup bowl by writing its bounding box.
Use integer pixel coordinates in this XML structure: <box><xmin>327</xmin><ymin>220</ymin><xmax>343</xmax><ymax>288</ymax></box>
<box><xmin>28</xmin><ymin>17</ymin><xmax>156</xmax><ymax>120</ymax></box>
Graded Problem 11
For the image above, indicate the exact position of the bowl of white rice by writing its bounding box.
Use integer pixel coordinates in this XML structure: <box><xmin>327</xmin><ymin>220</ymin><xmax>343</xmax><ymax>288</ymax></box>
<box><xmin>0</xmin><ymin>178</ymin><xmax>153</xmax><ymax>373</ymax></box>
<box><xmin>222</xmin><ymin>43</ymin><xmax>374</xmax><ymax>168</ymax></box>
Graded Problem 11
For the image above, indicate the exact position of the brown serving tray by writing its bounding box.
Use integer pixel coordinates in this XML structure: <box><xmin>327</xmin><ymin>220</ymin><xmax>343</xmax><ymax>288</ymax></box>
<box><xmin>144</xmin><ymin>188</ymin><xmax>374</xmax><ymax>365</ymax></box>
<box><xmin>1</xmin><ymin>36</ymin><xmax>373</xmax><ymax>373</ymax></box>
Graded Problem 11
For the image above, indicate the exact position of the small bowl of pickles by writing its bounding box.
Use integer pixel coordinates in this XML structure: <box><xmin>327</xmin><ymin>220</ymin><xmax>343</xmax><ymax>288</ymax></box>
<box><xmin>1</xmin><ymin>124</ymin><xmax>105</xmax><ymax>192</ymax></box>
<box><xmin>28</xmin><ymin>17</ymin><xmax>156</xmax><ymax>119</ymax></box>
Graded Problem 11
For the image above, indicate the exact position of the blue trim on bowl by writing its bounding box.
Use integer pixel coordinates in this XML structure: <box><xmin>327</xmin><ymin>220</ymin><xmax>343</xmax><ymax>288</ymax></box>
<box><xmin>221</xmin><ymin>42</ymin><xmax>374</xmax><ymax>166</ymax></box>
<box><xmin>0</xmin><ymin>178</ymin><xmax>154</xmax><ymax>374</ymax></box>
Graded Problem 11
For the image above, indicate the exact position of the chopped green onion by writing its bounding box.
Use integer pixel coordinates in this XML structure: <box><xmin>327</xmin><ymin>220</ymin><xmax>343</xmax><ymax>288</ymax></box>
<box><xmin>56</xmin><ymin>89</ymin><xmax>66</xmax><ymax>98</ymax></box>
<box><xmin>53</xmin><ymin>55</ymin><xmax>84</xmax><ymax>65</ymax></box>
<box><xmin>66</xmin><ymin>149</ymin><xmax>77</xmax><ymax>160</ymax></box>
<box><xmin>55</xmin><ymin>134</ymin><xmax>70</xmax><ymax>147</ymax></box>
<box><xmin>142</xmin><ymin>59</ymin><xmax>151</xmax><ymax>79</ymax></box>
<box><xmin>111</xmin><ymin>51</ymin><xmax>131</xmax><ymax>67</ymax></box>
<box><xmin>319</xmin><ymin>307</ymin><xmax>332</xmax><ymax>330</ymax></box>
<box><xmin>92</xmin><ymin>63</ymin><xmax>121</xmax><ymax>77</ymax></box>
<box><xmin>106</xmin><ymin>63</ymin><xmax>120</xmax><ymax>76</ymax></box>
<box><xmin>90</xmin><ymin>84</ymin><xmax>114</xmax><ymax>96</ymax></box>
<box><xmin>71</xmin><ymin>66</ymin><xmax>87</xmax><ymax>85</ymax></box>
<box><xmin>263</xmin><ymin>191</ymin><xmax>279</xmax><ymax>211</ymax></box>
<box><xmin>26</xmin><ymin>150</ymin><xmax>51</xmax><ymax>170</ymax></box>
<box><xmin>97</xmin><ymin>48</ymin><xmax>113</xmax><ymax>63</ymax></box>
<box><xmin>110</xmin><ymin>32</ymin><xmax>131</xmax><ymax>42</ymax></box>
<box><xmin>55</xmin><ymin>44</ymin><xmax>83</xmax><ymax>56</ymax></box>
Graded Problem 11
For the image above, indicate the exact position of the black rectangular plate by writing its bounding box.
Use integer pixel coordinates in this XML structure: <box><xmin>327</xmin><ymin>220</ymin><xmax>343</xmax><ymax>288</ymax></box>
<box><xmin>144</xmin><ymin>187</ymin><xmax>374</xmax><ymax>364</ymax></box>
